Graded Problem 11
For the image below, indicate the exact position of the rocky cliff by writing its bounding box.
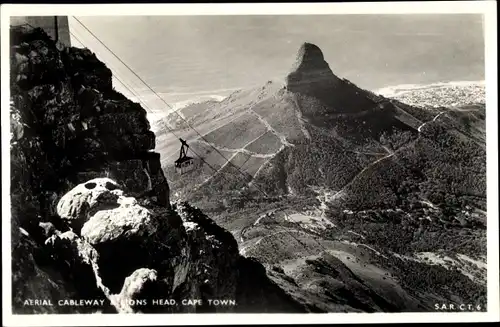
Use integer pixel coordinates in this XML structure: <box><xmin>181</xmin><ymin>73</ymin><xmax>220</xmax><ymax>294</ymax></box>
<box><xmin>9</xmin><ymin>25</ymin><xmax>304</xmax><ymax>314</ymax></box>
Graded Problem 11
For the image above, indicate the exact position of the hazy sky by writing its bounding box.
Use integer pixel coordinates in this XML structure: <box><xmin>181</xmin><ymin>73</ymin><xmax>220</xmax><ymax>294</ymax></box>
<box><xmin>68</xmin><ymin>14</ymin><xmax>485</xmax><ymax>105</ymax></box>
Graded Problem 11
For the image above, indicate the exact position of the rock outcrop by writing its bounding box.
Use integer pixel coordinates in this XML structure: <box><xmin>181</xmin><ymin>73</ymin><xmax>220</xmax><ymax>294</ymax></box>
<box><xmin>42</xmin><ymin>179</ymin><xmax>236</xmax><ymax>313</ymax></box>
<box><xmin>9</xmin><ymin>24</ymin><xmax>305</xmax><ymax>314</ymax></box>
<box><xmin>285</xmin><ymin>42</ymin><xmax>377</xmax><ymax>114</ymax></box>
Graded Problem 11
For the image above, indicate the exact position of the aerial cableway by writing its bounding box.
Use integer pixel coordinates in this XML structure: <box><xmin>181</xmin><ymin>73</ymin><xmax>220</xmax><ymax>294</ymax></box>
<box><xmin>71</xmin><ymin>17</ymin><xmax>256</xmax><ymax>185</ymax></box>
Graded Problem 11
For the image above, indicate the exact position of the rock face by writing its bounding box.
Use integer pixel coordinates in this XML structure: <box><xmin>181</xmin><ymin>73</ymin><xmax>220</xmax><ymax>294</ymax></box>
<box><xmin>9</xmin><ymin>25</ymin><xmax>305</xmax><ymax>314</ymax></box>
<box><xmin>285</xmin><ymin>42</ymin><xmax>376</xmax><ymax>114</ymax></box>
<box><xmin>18</xmin><ymin>177</ymin><xmax>304</xmax><ymax>313</ymax></box>
<box><xmin>10</xmin><ymin>25</ymin><xmax>170</xmax><ymax>222</ymax></box>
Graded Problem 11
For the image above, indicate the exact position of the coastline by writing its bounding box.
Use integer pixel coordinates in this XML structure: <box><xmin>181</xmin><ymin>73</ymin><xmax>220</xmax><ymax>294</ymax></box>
<box><xmin>376</xmin><ymin>80</ymin><xmax>486</xmax><ymax>97</ymax></box>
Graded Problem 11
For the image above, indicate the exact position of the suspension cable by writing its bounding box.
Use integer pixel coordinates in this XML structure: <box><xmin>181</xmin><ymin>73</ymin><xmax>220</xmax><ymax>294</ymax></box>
<box><xmin>71</xmin><ymin>16</ymin><xmax>274</xmax><ymax>199</ymax></box>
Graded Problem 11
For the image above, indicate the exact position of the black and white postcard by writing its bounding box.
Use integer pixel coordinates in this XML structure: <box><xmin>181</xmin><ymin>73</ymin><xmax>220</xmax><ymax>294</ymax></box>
<box><xmin>1</xmin><ymin>2</ymin><xmax>498</xmax><ymax>326</ymax></box>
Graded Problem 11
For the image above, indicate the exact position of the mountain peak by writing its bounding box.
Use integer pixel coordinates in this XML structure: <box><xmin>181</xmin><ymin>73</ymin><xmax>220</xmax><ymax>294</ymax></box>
<box><xmin>285</xmin><ymin>42</ymin><xmax>376</xmax><ymax>114</ymax></box>
<box><xmin>285</xmin><ymin>43</ymin><xmax>343</xmax><ymax>108</ymax></box>
<box><xmin>291</xmin><ymin>42</ymin><xmax>327</xmax><ymax>71</ymax></box>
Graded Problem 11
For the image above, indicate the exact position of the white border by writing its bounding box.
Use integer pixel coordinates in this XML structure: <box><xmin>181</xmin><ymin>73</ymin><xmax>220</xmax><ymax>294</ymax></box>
<box><xmin>1</xmin><ymin>1</ymin><xmax>498</xmax><ymax>326</ymax></box>
<box><xmin>0</xmin><ymin>1</ymin><xmax>496</xmax><ymax>15</ymax></box>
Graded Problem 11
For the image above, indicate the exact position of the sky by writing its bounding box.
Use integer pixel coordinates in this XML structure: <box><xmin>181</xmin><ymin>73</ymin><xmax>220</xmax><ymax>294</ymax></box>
<box><xmin>68</xmin><ymin>14</ymin><xmax>485</xmax><ymax>109</ymax></box>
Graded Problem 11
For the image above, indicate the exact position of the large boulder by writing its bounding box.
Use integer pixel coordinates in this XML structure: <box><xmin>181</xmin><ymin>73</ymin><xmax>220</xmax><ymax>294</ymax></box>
<box><xmin>56</xmin><ymin>178</ymin><xmax>123</xmax><ymax>233</ymax></box>
<box><xmin>81</xmin><ymin>196</ymin><xmax>159</xmax><ymax>244</ymax></box>
<box><xmin>55</xmin><ymin>178</ymin><xmax>183</xmax><ymax>295</ymax></box>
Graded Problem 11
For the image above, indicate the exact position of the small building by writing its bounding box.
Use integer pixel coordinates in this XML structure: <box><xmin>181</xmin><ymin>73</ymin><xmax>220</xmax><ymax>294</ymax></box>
<box><xmin>10</xmin><ymin>16</ymin><xmax>71</xmax><ymax>47</ymax></box>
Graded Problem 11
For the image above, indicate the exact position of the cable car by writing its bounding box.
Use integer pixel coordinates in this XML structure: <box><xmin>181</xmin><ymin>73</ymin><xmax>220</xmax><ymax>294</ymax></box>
<box><xmin>175</xmin><ymin>138</ymin><xmax>196</xmax><ymax>175</ymax></box>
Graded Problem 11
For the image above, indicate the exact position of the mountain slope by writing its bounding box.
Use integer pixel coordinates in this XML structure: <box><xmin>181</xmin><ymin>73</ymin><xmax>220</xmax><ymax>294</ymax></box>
<box><xmin>155</xmin><ymin>42</ymin><xmax>487</xmax><ymax>312</ymax></box>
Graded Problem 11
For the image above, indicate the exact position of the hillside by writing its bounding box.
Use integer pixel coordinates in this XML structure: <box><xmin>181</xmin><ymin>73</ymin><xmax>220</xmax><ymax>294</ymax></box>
<box><xmin>154</xmin><ymin>43</ymin><xmax>487</xmax><ymax>312</ymax></box>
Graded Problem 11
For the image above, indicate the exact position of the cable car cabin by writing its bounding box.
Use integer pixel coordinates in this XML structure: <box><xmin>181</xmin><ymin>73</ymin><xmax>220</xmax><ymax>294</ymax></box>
<box><xmin>175</xmin><ymin>138</ymin><xmax>196</xmax><ymax>175</ymax></box>
<box><xmin>175</xmin><ymin>156</ymin><xmax>195</xmax><ymax>174</ymax></box>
